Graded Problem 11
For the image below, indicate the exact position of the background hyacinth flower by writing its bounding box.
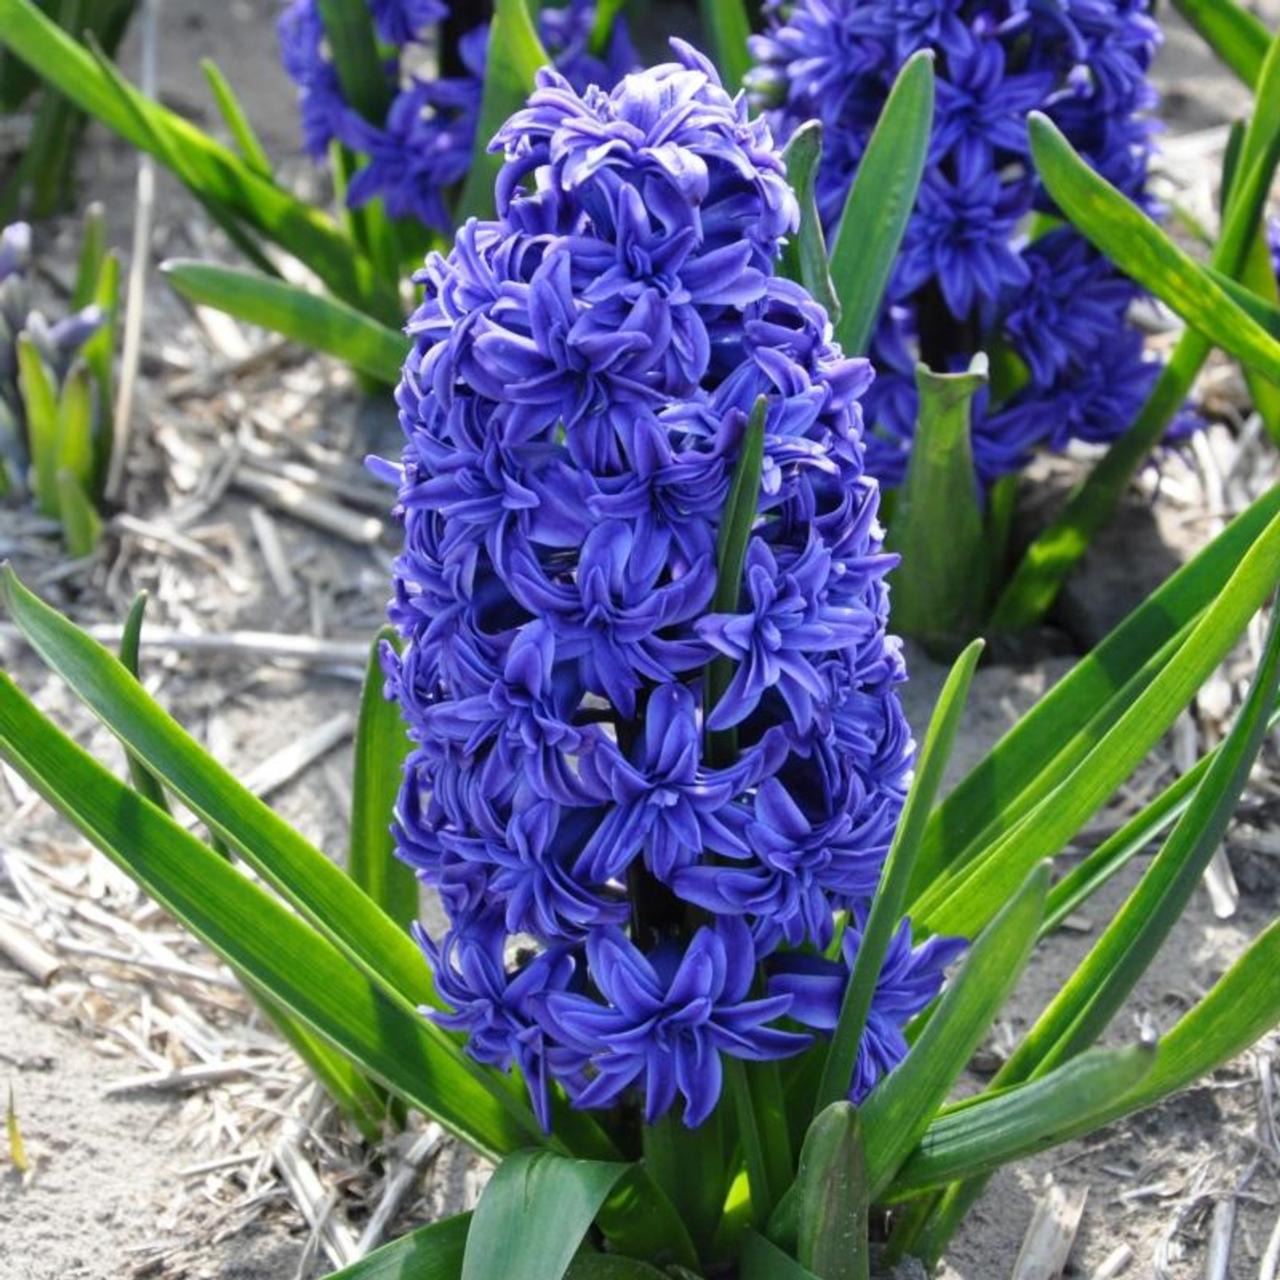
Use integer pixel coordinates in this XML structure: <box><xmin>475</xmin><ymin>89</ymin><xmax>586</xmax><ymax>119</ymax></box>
<box><xmin>278</xmin><ymin>0</ymin><xmax>637</xmax><ymax>234</ymax></box>
<box><xmin>0</xmin><ymin>215</ymin><xmax>115</xmax><ymax>551</ymax></box>
<box><xmin>379</xmin><ymin>40</ymin><xmax>959</xmax><ymax>1129</ymax></box>
<box><xmin>748</xmin><ymin>0</ymin><xmax>1168</xmax><ymax>489</ymax></box>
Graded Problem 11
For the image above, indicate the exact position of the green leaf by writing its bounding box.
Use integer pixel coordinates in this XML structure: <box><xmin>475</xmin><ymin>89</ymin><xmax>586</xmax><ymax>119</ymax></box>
<box><xmin>0</xmin><ymin>0</ymin><xmax>392</xmax><ymax>316</ymax></box>
<box><xmin>0</xmin><ymin>675</ymin><xmax>547</xmax><ymax>1160</ymax></box>
<box><xmin>350</xmin><ymin>628</ymin><xmax>418</xmax><ymax>930</ymax></box>
<box><xmin>315</xmin><ymin>0</ymin><xmax>392</xmax><ymax>124</ymax></box>
<box><xmin>16</xmin><ymin>334</ymin><xmax>60</xmax><ymax>516</ymax></box>
<box><xmin>726</xmin><ymin>1053</ymin><xmax>794</xmax><ymax>1228</ymax></box>
<box><xmin>884</xmin><ymin>1042</ymin><xmax>1155</xmax><ymax>1198</ymax></box>
<box><xmin>116</xmin><ymin>591</ymin><xmax>170</xmax><ymax>813</ymax></box>
<box><xmin>815</xmin><ymin>639</ymin><xmax>984</xmax><ymax>1114</ymax></box>
<box><xmin>913</xmin><ymin>920</ymin><xmax>1280</xmax><ymax>1229</ymax></box>
<box><xmin>55</xmin><ymin>362</ymin><xmax>95</xmax><ymax>492</ymax></box>
<box><xmin>1204</xmin><ymin>261</ymin><xmax>1280</xmax><ymax>340</ymax></box>
<box><xmin>1109</xmin><ymin>918</ymin><xmax>1280</xmax><ymax>1115</ymax></box>
<box><xmin>116</xmin><ymin>598</ymin><xmax>389</xmax><ymax>1143</ymax></box>
<box><xmin>1043</xmin><ymin>700</ymin><xmax>1280</xmax><ymax>934</ymax></box>
<box><xmin>779</xmin><ymin>123</ymin><xmax>840</xmax><ymax>324</ymax></box>
<box><xmin>861</xmin><ymin>864</ymin><xmax>1048</xmax><ymax>1195</ymax></box>
<box><xmin>641</xmin><ymin>1109</ymin><xmax>728</xmax><ymax>1259</ymax></box>
<box><xmin>741</xmin><ymin>1229</ymin><xmax>821</xmax><ymax>1280</ymax></box>
<box><xmin>55</xmin><ymin>468</ymin><xmax>102</xmax><ymax>557</ymax></box>
<box><xmin>884</xmin><ymin>360</ymin><xmax>987</xmax><ymax>647</ymax></box>
<box><xmin>1172</xmin><ymin>0</ymin><xmax>1269</xmax><ymax>87</ymax></box>
<box><xmin>326</xmin><ymin>1211</ymin><xmax>471</xmax><ymax>1280</ymax></box>
<box><xmin>161</xmin><ymin>259</ymin><xmax>407</xmax><ymax>385</ymax></box>
<box><xmin>200</xmin><ymin>58</ymin><xmax>272</xmax><ymax>178</ymax></box>
<box><xmin>462</xmin><ymin>1150</ymin><xmax>630</xmax><ymax>1280</ymax></box>
<box><xmin>83</xmin><ymin>248</ymin><xmax>119</xmax><ymax>492</ymax></box>
<box><xmin>589</xmin><ymin>0</ymin><xmax>628</xmax><ymax>56</ymax></box>
<box><xmin>1006</xmin><ymin>599</ymin><xmax>1280</xmax><ymax>1082</ymax></box>
<box><xmin>830</xmin><ymin>51</ymin><xmax>934</xmax><ymax>356</ymax></box>
<box><xmin>697</xmin><ymin>0</ymin><xmax>752</xmax><ymax>94</ymax></box>
<box><xmin>910</xmin><ymin>483</ymin><xmax>1280</xmax><ymax>901</ymax></box>
<box><xmin>1026</xmin><ymin>112</ymin><xmax>1280</xmax><ymax>383</ymax></box>
<box><xmin>455</xmin><ymin>0</ymin><xmax>548</xmax><ymax>224</ymax></box>
<box><xmin>794</xmin><ymin>1103</ymin><xmax>870</xmax><ymax>1280</ymax></box>
<box><xmin>594</xmin><ymin>1166</ymin><xmax>701</xmax><ymax>1270</ymax></box>
<box><xmin>72</xmin><ymin>201</ymin><xmax>106</xmax><ymax>309</ymax></box>
<box><xmin>913</xmin><ymin>502</ymin><xmax>1280</xmax><ymax>939</ymax></box>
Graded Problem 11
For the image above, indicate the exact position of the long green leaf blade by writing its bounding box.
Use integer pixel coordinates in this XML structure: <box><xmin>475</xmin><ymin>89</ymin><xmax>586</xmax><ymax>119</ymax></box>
<box><xmin>1008</xmin><ymin>598</ymin><xmax>1280</xmax><ymax>1081</ymax></box>
<box><xmin>830</xmin><ymin>51</ymin><xmax>934</xmax><ymax>356</ymax></box>
<box><xmin>462</xmin><ymin>1151</ymin><xmax>629</xmax><ymax>1280</ymax></box>
<box><xmin>794</xmin><ymin>1103</ymin><xmax>871</xmax><ymax>1280</ymax></box>
<box><xmin>315</xmin><ymin>0</ymin><xmax>391</xmax><ymax>123</ymax></box>
<box><xmin>993</xmin><ymin>54</ymin><xmax>1280</xmax><ymax>631</ymax></box>
<box><xmin>910</xmin><ymin>484</ymin><xmax>1280</xmax><ymax>900</ymax></box>
<box><xmin>815</xmin><ymin>638</ymin><xmax>984</xmax><ymax>1113</ymax></box>
<box><xmin>698</xmin><ymin>0</ymin><xmax>752</xmax><ymax>94</ymax></box>
<box><xmin>0</xmin><ymin>566</ymin><xmax>438</xmax><ymax>1008</ymax></box>
<box><xmin>884</xmin><ymin>1043</ymin><xmax>1154</xmax><ymax>1198</ymax></box>
<box><xmin>455</xmin><ymin>0</ymin><xmax>548</xmax><ymax>224</ymax></box>
<box><xmin>914</xmin><ymin>504</ymin><xmax>1280</xmax><ymax>938</ymax></box>
<box><xmin>1042</xmin><ymin>700</ymin><xmax>1280</xmax><ymax>934</ymax></box>
<box><xmin>116</xmin><ymin>591</ymin><xmax>170</xmax><ymax>812</ymax></box>
<box><xmin>1027</xmin><ymin>112</ymin><xmax>1280</xmax><ymax>382</ymax></box>
<box><xmin>327</xmin><ymin>1211</ymin><xmax>471</xmax><ymax>1280</ymax></box>
<box><xmin>0</xmin><ymin>0</ymin><xmax>390</xmax><ymax>315</ymax></box>
<box><xmin>161</xmin><ymin>260</ymin><xmax>407</xmax><ymax>384</ymax></box>
<box><xmin>16</xmin><ymin>335</ymin><xmax>59</xmax><ymax>517</ymax></box>
<box><xmin>779</xmin><ymin>123</ymin><xmax>840</xmax><ymax>323</ymax></box>
<box><xmin>350</xmin><ymin>629</ymin><xmax>418</xmax><ymax>930</ymax></box>
<box><xmin>200</xmin><ymin>58</ymin><xmax>272</xmax><ymax>178</ymax></box>
<box><xmin>1172</xmin><ymin>0</ymin><xmax>1269</xmax><ymax>87</ymax></box>
<box><xmin>55</xmin><ymin>468</ymin><xmax>102</xmax><ymax>558</ymax></box>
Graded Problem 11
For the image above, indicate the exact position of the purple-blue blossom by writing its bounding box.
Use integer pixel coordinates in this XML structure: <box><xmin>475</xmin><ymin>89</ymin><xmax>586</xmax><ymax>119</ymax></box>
<box><xmin>381</xmin><ymin>44</ymin><xmax>958</xmax><ymax>1130</ymax></box>
<box><xmin>278</xmin><ymin>0</ymin><xmax>637</xmax><ymax>233</ymax></box>
<box><xmin>769</xmin><ymin>917</ymin><xmax>967</xmax><ymax>1099</ymax></box>
<box><xmin>749</xmin><ymin>0</ymin><xmax>1168</xmax><ymax>487</ymax></box>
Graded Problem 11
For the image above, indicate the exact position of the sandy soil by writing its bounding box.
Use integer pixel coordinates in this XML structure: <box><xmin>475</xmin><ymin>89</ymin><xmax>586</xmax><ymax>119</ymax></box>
<box><xmin>1</xmin><ymin>3</ymin><xmax>1279</xmax><ymax>1278</ymax></box>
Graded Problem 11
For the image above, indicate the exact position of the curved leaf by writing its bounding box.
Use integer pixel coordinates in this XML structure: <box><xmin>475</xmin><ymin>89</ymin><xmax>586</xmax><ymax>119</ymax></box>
<box><xmin>462</xmin><ymin>1151</ymin><xmax>629</xmax><ymax>1280</ymax></box>
<box><xmin>830</xmin><ymin>51</ymin><xmax>934</xmax><ymax>356</ymax></box>
<box><xmin>161</xmin><ymin>260</ymin><xmax>407</xmax><ymax>384</ymax></box>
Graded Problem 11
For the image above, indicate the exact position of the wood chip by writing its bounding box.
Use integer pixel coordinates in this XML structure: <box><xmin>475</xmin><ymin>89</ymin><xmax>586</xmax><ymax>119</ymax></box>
<box><xmin>1088</xmin><ymin>1244</ymin><xmax>1132</xmax><ymax>1279</ymax></box>
<box><xmin>1260</xmin><ymin>1204</ymin><xmax>1280</xmax><ymax>1280</ymax></box>
<box><xmin>1204</xmin><ymin>1197</ymin><xmax>1235</xmax><ymax>1280</ymax></box>
<box><xmin>0</xmin><ymin>917</ymin><xmax>60</xmax><ymax>984</ymax></box>
<box><xmin>0</xmin><ymin>621</ymin><xmax>370</xmax><ymax>666</ymax></box>
<box><xmin>355</xmin><ymin>1124</ymin><xmax>445</xmax><ymax>1256</ymax></box>
<box><xmin>272</xmin><ymin>1109</ymin><xmax>360</xmax><ymax>1270</ymax></box>
<box><xmin>248</xmin><ymin>506</ymin><xmax>299</xmax><ymax>600</ymax></box>
<box><xmin>237</xmin><ymin>711</ymin><xmax>355</xmax><ymax>802</ymax></box>
<box><xmin>1010</xmin><ymin>1183</ymin><xmax>1089</xmax><ymax>1280</ymax></box>
<box><xmin>233</xmin><ymin>466</ymin><xmax>384</xmax><ymax>545</ymax></box>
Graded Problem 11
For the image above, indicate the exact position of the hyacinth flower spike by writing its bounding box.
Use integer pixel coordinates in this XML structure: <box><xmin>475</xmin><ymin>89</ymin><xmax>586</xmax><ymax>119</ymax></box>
<box><xmin>378</xmin><ymin>39</ymin><xmax>959</xmax><ymax>1133</ymax></box>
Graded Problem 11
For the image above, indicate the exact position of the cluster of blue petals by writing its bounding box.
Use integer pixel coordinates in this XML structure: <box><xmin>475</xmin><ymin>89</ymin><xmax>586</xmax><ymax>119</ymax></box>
<box><xmin>749</xmin><ymin>0</ymin><xmax>1166</xmax><ymax>487</ymax></box>
<box><xmin>277</xmin><ymin>0</ymin><xmax>635</xmax><ymax>232</ymax></box>
<box><xmin>380</xmin><ymin>44</ymin><xmax>961</xmax><ymax>1130</ymax></box>
<box><xmin>0</xmin><ymin>222</ymin><xmax>105</xmax><ymax>489</ymax></box>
